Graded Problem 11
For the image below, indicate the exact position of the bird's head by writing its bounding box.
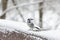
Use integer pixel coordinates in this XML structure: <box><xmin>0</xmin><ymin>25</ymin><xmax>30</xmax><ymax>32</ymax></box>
<box><xmin>27</xmin><ymin>18</ymin><xmax>33</xmax><ymax>23</ymax></box>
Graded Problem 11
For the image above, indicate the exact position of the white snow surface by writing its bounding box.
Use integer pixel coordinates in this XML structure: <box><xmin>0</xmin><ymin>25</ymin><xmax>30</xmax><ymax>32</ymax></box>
<box><xmin>29</xmin><ymin>30</ymin><xmax>60</xmax><ymax>40</ymax></box>
<box><xmin>0</xmin><ymin>19</ymin><xmax>30</xmax><ymax>31</ymax></box>
<box><xmin>0</xmin><ymin>19</ymin><xmax>60</xmax><ymax>40</ymax></box>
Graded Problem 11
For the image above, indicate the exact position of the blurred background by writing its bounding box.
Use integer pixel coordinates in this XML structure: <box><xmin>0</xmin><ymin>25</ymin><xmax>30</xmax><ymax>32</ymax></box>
<box><xmin>0</xmin><ymin>0</ymin><xmax>60</xmax><ymax>30</ymax></box>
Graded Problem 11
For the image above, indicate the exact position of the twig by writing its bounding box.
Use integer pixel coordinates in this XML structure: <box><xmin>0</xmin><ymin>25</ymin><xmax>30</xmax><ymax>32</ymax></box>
<box><xmin>12</xmin><ymin>0</ymin><xmax>25</xmax><ymax>22</ymax></box>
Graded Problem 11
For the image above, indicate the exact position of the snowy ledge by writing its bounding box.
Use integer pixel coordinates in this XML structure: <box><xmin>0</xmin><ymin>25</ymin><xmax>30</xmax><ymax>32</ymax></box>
<box><xmin>0</xmin><ymin>19</ymin><xmax>60</xmax><ymax>40</ymax></box>
<box><xmin>0</xmin><ymin>19</ymin><xmax>47</xmax><ymax>40</ymax></box>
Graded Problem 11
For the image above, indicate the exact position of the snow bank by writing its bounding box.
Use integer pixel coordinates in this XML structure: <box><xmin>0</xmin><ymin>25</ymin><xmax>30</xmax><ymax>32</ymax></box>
<box><xmin>0</xmin><ymin>19</ymin><xmax>30</xmax><ymax>31</ymax></box>
<box><xmin>0</xmin><ymin>19</ymin><xmax>60</xmax><ymax>40</ymax></box>
<box><xmin>28</xmin><ymin>30</ymin><xmax>60</xmax><ymax>40</ymax></box>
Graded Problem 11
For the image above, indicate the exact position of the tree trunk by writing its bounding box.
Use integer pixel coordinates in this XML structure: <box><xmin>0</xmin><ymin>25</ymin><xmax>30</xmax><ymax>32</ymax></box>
<box><xmin>0</xmin><ymin>0</ymin><xmax>8</xmax><ymax>19</ymax></box>
<box><xmin>39</xmin><ymin>2</ymin><xmax>43</xmax><ymax>28</ymax></box>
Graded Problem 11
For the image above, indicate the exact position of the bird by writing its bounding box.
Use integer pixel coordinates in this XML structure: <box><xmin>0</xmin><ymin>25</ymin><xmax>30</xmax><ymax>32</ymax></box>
<box><xmin>27</xmin><ymin>18</ymin><xmax>34</xmax><ymax>28</ymax></box>
<box><xmin>27</xmin><ymin>18</ymin><xmax>40</xmax><ymax>31</ymax></box>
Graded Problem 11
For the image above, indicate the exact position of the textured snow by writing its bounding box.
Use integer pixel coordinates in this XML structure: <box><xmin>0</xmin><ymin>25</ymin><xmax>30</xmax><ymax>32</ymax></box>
<box><xmin>29</xmin><ymin>30</ymin><xmax>60</xmax><ymax>40</ymax></box>
<box><xmin>0</xmin><ymin>19</ymin><xmax>30</xmax><ymax>31</ymax></box>
<box><xmin>0</xmin><ymin>19</ymin><xmax>60</xmax><ymax>40</ymax></box>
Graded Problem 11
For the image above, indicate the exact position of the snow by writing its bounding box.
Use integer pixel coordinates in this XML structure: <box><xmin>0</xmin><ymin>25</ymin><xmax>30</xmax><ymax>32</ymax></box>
<box><xmin>0</xmin><ymin>19</ymin><xmax>60</xmax><ymax>40</ymax></box>
<box><xmin>0</xmin><ymin>19</ymin><xmax>30</xmax><ymax>31</ymax></box>
<box><xmin>1</xmin><ymin>19</ymin><xmax>60</xmax><ymax>40</ymax></box>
